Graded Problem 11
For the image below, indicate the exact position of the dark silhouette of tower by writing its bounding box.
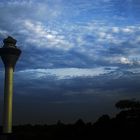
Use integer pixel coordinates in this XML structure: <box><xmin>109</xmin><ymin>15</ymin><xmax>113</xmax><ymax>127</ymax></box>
<box><xmin>0</xmin><ymin>36</ymin><xmax>21</xmax><ymax>134</ymax></box>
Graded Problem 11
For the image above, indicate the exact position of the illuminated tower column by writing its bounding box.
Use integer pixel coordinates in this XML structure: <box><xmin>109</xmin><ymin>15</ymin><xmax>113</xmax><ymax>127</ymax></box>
<box><xmin>0</xmin><ymin>36</ymin><xmax>21</xmax><ymax>133</ymax></box>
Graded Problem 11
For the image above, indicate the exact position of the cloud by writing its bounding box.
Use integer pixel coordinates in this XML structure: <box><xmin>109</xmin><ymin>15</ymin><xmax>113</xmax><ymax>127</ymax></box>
<box><xmin>10</xmin><ymin>67</ymin><xmax>140</xmax><ymax>102</ymax></box>
<box><xmin>0</xmin><ymin>0</ymin><xmax>62</xmax><ymax>20</ymax></box>
<box><xmin>0</xmin><ymin>0</ymin><xmax>140</xmax><ymax>71</ymax></box>
<box><xmin>74</xmin><ymin>22</ymin><xmax>140</xmax><ymax>65</ymax></box>
<box><xmin>18</xmin><ymin>19</ymin><xmax>72</xmax><ymax>50</ymax></box>
<box><xmin>120</xmin><ymin>57</ymin><xmax>133</xmax><ymax>65</ymax></box>
<box><xmin>16</xmin><ymin>67</ymin><xmax>117</xmax><ymax>80</ymax></box>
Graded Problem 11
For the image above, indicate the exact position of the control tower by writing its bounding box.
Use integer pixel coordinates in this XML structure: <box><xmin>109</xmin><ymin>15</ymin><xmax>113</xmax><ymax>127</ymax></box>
<box><xmin>0</xmin><ymin>36</ymin><xmax>21</xmax><ymax>133</ymax></box>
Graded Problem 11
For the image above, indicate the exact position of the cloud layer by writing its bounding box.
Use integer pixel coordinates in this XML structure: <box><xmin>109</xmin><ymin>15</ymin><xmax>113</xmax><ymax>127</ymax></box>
<box><xmin>0</xmin><ymin>0</ymin><xmax>140</xmax><ymax>124</ymax></box>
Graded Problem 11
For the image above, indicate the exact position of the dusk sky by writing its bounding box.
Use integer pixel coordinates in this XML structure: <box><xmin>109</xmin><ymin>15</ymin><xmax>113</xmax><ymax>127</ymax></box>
<box><xmin>0</xmin><ymin>0</ymin><xmax>140</xmax><ymax>125</ymax></box>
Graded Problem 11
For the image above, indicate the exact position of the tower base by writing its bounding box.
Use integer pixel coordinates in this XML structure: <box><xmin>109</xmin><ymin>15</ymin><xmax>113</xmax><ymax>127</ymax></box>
<box><xmin>0</xmin><ymin>133</ymin><xmax>15</xmax><ymax>140</ymax></box>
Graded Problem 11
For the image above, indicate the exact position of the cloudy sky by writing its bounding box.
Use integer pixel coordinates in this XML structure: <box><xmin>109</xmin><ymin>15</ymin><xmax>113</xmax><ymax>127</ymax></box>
<box><xmin>0</xmin><ymin>0</ymin><xmax>140</xmax><ymax>125</ymax></box>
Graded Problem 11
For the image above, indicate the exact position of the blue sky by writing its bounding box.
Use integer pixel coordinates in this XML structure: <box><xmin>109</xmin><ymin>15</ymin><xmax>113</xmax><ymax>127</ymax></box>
<box><xmin>0</xmin><ymin>0</ymin><xmax>140</xmax><ymax>124</ymax></box>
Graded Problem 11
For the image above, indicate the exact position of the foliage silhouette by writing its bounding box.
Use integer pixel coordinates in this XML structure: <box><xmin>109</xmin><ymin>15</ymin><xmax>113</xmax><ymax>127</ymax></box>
<box><xmin>115</xmin><ymin>99</ymin><xmax>140</xmax><ymax>110</ymax></box>
<box><xmin>1</xmin><ymin>99</ymin><xmax>140</xmax><ymax>139</ymax></box>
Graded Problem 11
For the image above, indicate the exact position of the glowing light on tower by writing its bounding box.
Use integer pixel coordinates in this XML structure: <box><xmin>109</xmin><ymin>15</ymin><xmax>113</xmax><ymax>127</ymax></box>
<box><xmin>0</xmin><ymin>36</ymin><xmax>21</xmax><ymax>133</ymax></box>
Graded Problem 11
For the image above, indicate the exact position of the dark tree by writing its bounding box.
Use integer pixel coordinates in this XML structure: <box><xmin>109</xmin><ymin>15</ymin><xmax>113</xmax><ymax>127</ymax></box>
<box><xmin>115</xmin><ymin>99</ymin><xmax>140</xmax><ymax>110</ymax></box>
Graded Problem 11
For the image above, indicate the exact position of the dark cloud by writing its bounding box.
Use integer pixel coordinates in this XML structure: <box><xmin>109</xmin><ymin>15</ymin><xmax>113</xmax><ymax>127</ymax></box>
<box><xmin>10</xmin><ymin>69</ymin><xmax>140</xmax><ymax>102</ymax></box>
<box><xmin>6</xmin><ymin>69</ymin><xmax>139</xmax><ymax>124</ymax></box>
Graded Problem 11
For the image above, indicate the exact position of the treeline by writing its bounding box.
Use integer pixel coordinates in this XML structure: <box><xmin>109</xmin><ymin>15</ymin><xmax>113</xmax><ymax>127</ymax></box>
<box><xmin>1</xmin><ymin>99</ymin><xmax>140</xmax><ymax>139</ymax></box>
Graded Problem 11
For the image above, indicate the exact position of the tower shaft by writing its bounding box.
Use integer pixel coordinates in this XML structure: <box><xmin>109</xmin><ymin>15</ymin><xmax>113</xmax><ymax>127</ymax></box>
<box><xmin>3</xmin><ymin>66</ymin><xmax>14</xmax><ymax>133</ymax></box>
